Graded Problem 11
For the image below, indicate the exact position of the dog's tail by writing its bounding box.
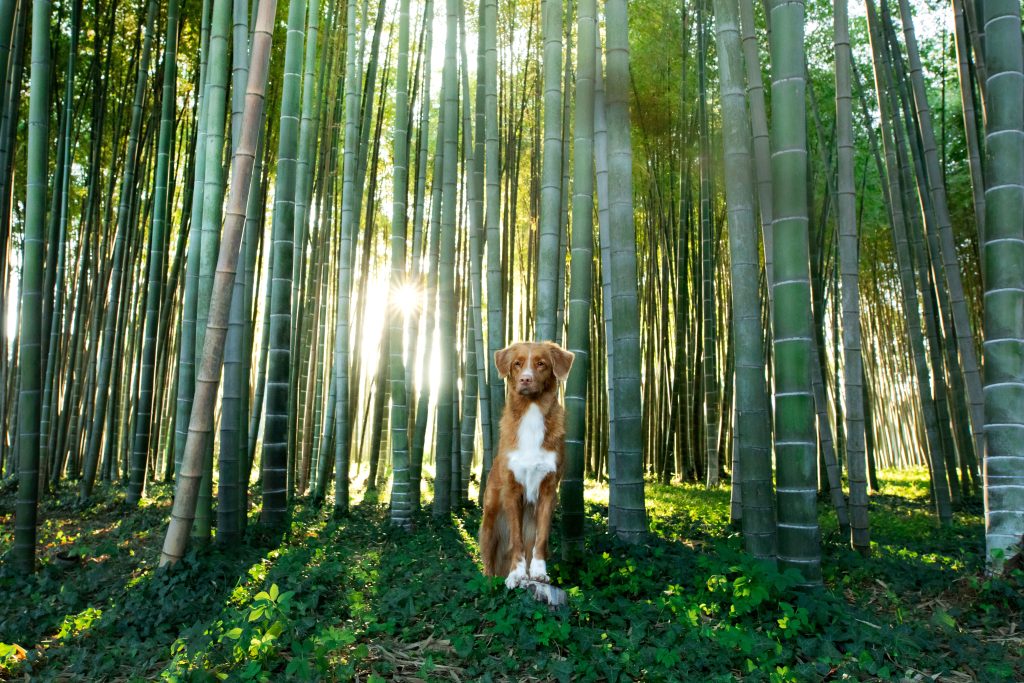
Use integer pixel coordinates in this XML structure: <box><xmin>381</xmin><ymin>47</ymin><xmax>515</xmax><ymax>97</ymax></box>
<box><xmin>480</xmin><ymin>508</ymin><xmax>512</xmax><ymax>577</ymax></box>
<box><xmin>480</xmin><ymin>503</ymin><xmax>537</xmax><ymax>576</ymax></box>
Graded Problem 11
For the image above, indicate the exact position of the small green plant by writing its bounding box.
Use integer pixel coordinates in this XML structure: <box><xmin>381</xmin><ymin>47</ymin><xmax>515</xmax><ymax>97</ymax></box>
<box><xmin>0</xmin><ymin>642</ymin><xmax>28</xmax><ymax>677</ymax></box>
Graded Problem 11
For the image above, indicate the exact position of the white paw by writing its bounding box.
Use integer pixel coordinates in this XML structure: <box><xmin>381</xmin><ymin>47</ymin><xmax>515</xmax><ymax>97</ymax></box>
<box><xmin>505</xmin><ymin>558</ymin><xmax>527</xmax><ymax>589</ymax></box>
<box><xmin>528</xmin><ymin>559</ymin><xmax>549</xmax><ymax>583</ymax></box>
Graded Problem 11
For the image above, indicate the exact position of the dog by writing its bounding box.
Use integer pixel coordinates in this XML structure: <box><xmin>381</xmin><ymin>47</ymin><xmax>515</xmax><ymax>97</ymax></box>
<box><xmin>479</xmin><ymin>341</ymin><xmax>574</xmax><ymax>589</ymax></box>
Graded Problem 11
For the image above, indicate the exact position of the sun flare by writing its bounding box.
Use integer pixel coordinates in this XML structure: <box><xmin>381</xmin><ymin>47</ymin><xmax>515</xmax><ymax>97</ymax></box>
<box><xmin>390</xmin><ymin>281</ymin><xmax>423</xmax><ymax>317</ymax></box>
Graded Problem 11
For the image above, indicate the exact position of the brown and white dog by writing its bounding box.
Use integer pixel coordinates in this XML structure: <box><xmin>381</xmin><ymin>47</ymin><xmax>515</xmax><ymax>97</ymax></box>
<box><xmin>479</xmin><ymin>341</ymin><xmax>574</xmax><ymax>589</ymax></box>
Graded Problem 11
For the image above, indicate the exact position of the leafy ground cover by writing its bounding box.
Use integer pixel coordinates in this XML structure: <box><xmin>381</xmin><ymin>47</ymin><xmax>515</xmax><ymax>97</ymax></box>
<box><xmin>1</xmin><ymin>470</ymin><xmax>1021</xmax><ymax>681</ymax></box>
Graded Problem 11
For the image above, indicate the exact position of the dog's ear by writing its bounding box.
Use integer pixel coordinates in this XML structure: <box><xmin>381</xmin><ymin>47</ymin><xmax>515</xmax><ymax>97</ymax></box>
<box><xmin>546</xmin><ymin>343</ymin><xmax>575</xmax><ymax>381</ymax></box>
<box><xmin>494</xmin><ymin>345</ymin><xmax>515</xmax><ymax>379</ymax></box>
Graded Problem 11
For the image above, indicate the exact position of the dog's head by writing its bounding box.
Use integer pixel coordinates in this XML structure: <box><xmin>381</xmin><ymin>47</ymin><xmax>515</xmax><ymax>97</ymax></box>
<box><xmin>494</xmin><ymin>341</ymin><xmax>574</xmax><ymax>397</ymax></box>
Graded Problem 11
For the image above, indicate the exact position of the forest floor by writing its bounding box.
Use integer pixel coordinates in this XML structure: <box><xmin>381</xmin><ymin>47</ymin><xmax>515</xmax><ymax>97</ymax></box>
<box><xmin>1</xmin><ymin>469</ymin><xmax>1022</xmax><ymax>682</ymax></box>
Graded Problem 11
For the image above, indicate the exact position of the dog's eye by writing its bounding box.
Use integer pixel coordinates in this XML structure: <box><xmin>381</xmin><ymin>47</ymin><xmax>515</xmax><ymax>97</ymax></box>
<box><xmin>536</xmin><ymin>361</ymin><xmax>545</xmax><ymax>368</ymax></box>
<box><xmin>513</xmin><ymin>360</ymin><xmax>521</xmax><ymax>368</ymax></box>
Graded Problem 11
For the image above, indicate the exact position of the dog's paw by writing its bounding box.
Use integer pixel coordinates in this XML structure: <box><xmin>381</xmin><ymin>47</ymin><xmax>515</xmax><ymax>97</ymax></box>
<box><xmin>505</xmin><ymin>559</ymin><xmax>527</xmax><ymax>589</ymax></box>
<box><xmin>528</xmin><ymin>559</ymin><xmax>549</xmax><ymax>583</ymax></box>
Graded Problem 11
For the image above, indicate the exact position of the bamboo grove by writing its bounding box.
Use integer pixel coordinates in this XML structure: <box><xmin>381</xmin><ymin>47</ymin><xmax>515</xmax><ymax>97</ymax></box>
<box><xmin>3</xmin><ymin>0</ymin><xmax>1022</xmax><ymax>585</ymax></box>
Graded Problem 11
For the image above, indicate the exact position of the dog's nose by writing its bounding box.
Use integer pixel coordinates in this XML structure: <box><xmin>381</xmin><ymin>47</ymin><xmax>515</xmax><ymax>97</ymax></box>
<box><xmin>519</xmin><ymin>376</ymin><xmax>532</xmax><ymax>386</ymax></box>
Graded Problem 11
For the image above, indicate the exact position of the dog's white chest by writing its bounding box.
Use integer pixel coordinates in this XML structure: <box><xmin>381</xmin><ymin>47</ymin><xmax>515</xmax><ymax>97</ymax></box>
<box><xmin>508</xmin><ymin>404</ymin><xmax>556</xmax><ymax>504</ymax></box>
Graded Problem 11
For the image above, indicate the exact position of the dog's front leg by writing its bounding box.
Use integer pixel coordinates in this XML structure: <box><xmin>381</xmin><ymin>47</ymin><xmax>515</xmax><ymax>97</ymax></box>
<box><xmin>502</xmin><ymin>485</ymin><xmax>527</xmax><ymax>589</ymax></box>
<box><xmin>528</xmin><ymin>473</ymin><xmax>558</xmax><ymax>582</ymax></box>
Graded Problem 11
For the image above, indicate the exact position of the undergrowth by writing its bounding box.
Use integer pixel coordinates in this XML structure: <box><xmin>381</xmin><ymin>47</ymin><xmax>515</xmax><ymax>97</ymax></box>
<box><xmin>1</xmin><ymin>471</ymin><xmax>1021</xmax><ymax>681</ymax></box>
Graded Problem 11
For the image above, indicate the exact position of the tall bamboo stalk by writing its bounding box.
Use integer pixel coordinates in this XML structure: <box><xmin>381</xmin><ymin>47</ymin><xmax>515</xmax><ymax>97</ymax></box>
<box><xmin>834</xmin><ymin>0</ymin><xmax>868</xmax><ymax>554</ymax></box>
<box><xmin>535</xmin><ymin>0</ymin><xmax>563</xmax><ymax>341</ymax></box>
<box><xmin>13</xmin><ymin>0</ymin><xmax>51</xmax><ymax>574</ymax></box>
<box><xmin>433</xmin><ymin>0</ymin><xmax>460</xmax><ymax>518</ymax></box>
<box><xmin>980</xmin><ymin>0</ymin><xmax>1024</xmax><ymax>572</ymax></box>
<box><xmin>561</xmin><ymin>0</ymin><xmax>595</xmax><ymax>558</ymax></box>
<box><xmin>262</xmin><ymin>0</ymin><xmax>306</xmax><ymax>529</ymax></box>
<box><xmin>333</xmin><ymin>0</ymin><xmax>361</xmax><ymax>516</ymax></box>
<box><xmin>389</xmin><ymin>0</ymin><xmax>413</xmax><ymax>528</ymax></box>
<box><xmin>162</xmin><ymin>0</ymin><xmax>277</xmax><ymax>565</ymax></box>
<box><xmin>482</xmin><ymin>0</ymin><xmax>504</xmax><ymax>472</ymax></box>
<box><xmin>768</xmin><ymin>0</ymin><xmax>821</xmax><ymax>585</ymax></box>
<box><xmin>605</xmin><ymin>0</ymin><xmax>646</xmax><ymax>541</ymax></box>
<box><xmin>714</xmin><ymin>0</ymin><xmax>775</xmax><ymax>561</ymax></box>
<box><xmin>697</xmin><ymin>0</ymin><xmax>719</xmax><ymax>490</ymax></box>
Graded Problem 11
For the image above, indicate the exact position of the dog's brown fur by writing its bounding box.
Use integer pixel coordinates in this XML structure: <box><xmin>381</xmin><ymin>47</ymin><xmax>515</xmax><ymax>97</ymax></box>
<box><xmin>479</xmin><ymin>341</ymin><xmax>574</xmax><ymax>584</ymax></box>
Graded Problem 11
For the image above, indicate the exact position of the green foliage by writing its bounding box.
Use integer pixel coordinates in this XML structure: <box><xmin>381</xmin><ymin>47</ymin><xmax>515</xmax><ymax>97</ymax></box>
<box><xmin>0</xmin><ymin>641</ymin><xmax>28</xmax><ymax>677</ymax></box>
<box><xmin>1</xmin><ymin>472</ymin><xmax>1022</xmax><ymax>680</ymax></box>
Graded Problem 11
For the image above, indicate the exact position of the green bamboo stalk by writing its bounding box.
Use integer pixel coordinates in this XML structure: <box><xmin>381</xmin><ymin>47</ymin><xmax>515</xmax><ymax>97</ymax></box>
<box><xmin>433</xmin><ymin>0</ymin><xmax>459</xmax><ymax>518</ymax></box>
<box><xmin>561</xmin><ymin>0</ymin><xmax>595</xmax><ymax>558</ymax></box>
<box><xmin>242</xmin><ymin>57</ymin><xmax>270</xmax><ymax>492</ymax></box>
<box><xmin>698</xmin><ymin>0</ymin><xmax>719</xmax><ymax>489</ymax></box>
<box><xmin>469</xmin><ymin>83</ymin><xmax>491</xmax><ymax>498</ymax></box>
<box><xmin>482</xmin><ymin>0</ymin><xmax>504</xmax><ymax>472</ymax></box>
<box><xmin>297</xmin><ymin>243</ymin><xmax>326</xmax><ymax>494</ymax></box>
<box><xmin>289</xmin><ymin>0</ymin><xmax>321</xmax><ymax>470</ymax></box>
<box><xmin>738</xmin><ymin>0</ymin><xmax>772</xmax><ymax>257</ymax></box>
<box><xmin>411</xmin><ymin>65</ymin><xmax>445</xmax><ymax>513</ymax></box>
<box><xmin>0</xmin><ymin>0</ymin><xmax>26</xmax><ymax>238</ymax></box>
<box><xmin>605</xmin><ymin>0</ymin><xmax>646</xmax><ymax>541</ymax></box>
<box><xmin>155</xmin><ymin>189</ymin><xmax>191</xmax><ymax>483</ymax></box>
<box><xmin>261</xmin><ymin>0</ymin><xmax>306</xmax><ymax>529</ymax></box>
<box><xmin>535</xmin><ymin>0</ymin><xmax>563</xmax><ymax>341</ymax></box>
<box><xmin>13</xmin><ymin>0</ymin><xmax>50</xmax><ymax>574</ymax></box>
<box><xmin>554</xmin><ymin>4</ymin><xmax>573</xmax><ymax>344</ymax></box>
<box><xmin>218</xmin><ymin>223</ymin><xmax>247</xmax><ymax>543</ymax></box>
<box><xmin>348</xmin><ymin>0</ymin><xmax>376</xmax><ymax>259</ymax></box>
<box><xmin>834</xmin><ymin>0</ymin><xmax>867</xmax><ymax>554</ymax></box>
<box><xmin>194</xmin><ymin>0</ymin><xmax>232</xmax><ymax>543</ymax></box>
<box><xmin>768</xmin><ymin>0</ymin><xmax>821</xmax><ymax>584</ymax></box>
<box><xmin>951</xmin><ymin>0</ymin><xmax>985</xmax><ymax>259</ymax></box>
<box><xmin>293</xmin><ymin>0</ymin><xmax>320</xmax><ymax>316</ymax></box>
<box><xmin>367</xmin><ymin>333</ymin><xmax>391</xmax><ymax>492</ymax></box>
<box><xmin>593</xmin><ymin>27</ymin><xmax>616</xmax><ymax>503</ymax></box>
<box><xmin>230</xmin><ymin>0</ymin><xmax>248</xmax><ymax>154</ymax></box>
<box><xmin>311</xmin><ymin>89</ymin><xmax>343</xmax><ymax>506</ymax></box>
<box><xmin>52</xmin><ymin>225</ymin><xmax>93</xmax><ymax>485</ymax></box>
<box><xmin>388</xmin><ymin>0</ymin><xmax>413</xmax><ymax>528</ymax></box>
<box><xmin>458</xmin><ymin>319</ymin><xmax>476</xmax><ymax>509</ymax></box>
<box><xmin>333</xmin><ymin>0</ymin><xmax>361</xmax><ymax>516</ymax></box>
<box><xmin>219</xmin><ymin>0</ymin><xmax>261</xmax><ymax>543</ymax></box>
<box><xmin>714</xmin><ymin>0</ymin><xmax>776</xmax><ymax>561</ymax></box>
<box><xmin>174</xmin><ymin>0</ymin><xmax>212</xmax><ymax>480</ymax></box>
<box><xmin>461</xmin><ymin>0</ymin><xmax>492</xmax><ymax>498</ymax></box>
<box><xmin>247</xmin><ymin>236</ymin><xmax>272</xmax><ymax>470</ymax></box>
<box><xmin>0</xmin><ymin>1</ymin><xmax>17</xmax><ymax>115</ymax></box>
<box><xmin>980</xmin><ymin>0</ymin><xmax>1024</xmax><ymax>572</ymax></box>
